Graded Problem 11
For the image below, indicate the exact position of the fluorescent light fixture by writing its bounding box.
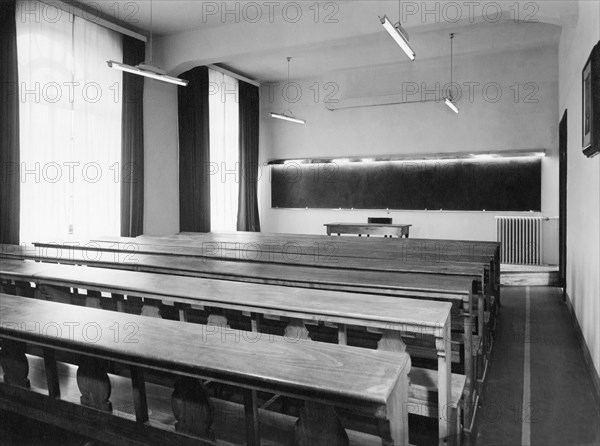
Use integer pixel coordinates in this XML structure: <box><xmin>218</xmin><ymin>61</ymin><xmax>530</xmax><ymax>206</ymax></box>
<box><xmin>107</xmin><ymin>60</ymin><xmax>188</xmax><ymax>86</ymax></box>
<box><xmin>334</xmin><ymin>158</ymin><xmax>351</xmax><ymax>164</ymax></box>
<box><xmin>470</xmin><ymin>154</ymin><xmax>496</xmax><ymax>160</ymax></box>
<box><xmin>380</xmin><ymin>15</ymin><xmax>415</xmax><ymax>61</ymax></box>
<box><xmin>268</xmin><ymin>150</ymin><xmax>545</xmax><ymax>165</ymax></box>
<box><xmin>444</xmin><ymin>97</ymin><xmax>459</xmax><ymax>114</ymax></box>
<box><xmin>269</xmin><ymin>112</ymin><xmax>306</xmax><ymax>125</ymax></box>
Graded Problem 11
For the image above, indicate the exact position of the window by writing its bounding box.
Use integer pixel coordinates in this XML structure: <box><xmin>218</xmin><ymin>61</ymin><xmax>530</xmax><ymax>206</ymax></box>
<box><xmin>16</xmin><ymin>1</ymin><xmax>122</xmax><ymax>242</ymax></box>
<box><xmin>208</xmin><ymin>68</ymin><xmax>239</xmax><ymax>232</ymax></box>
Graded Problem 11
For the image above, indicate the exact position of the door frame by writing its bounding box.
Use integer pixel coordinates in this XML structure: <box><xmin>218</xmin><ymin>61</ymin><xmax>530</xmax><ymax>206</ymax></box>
<box><xmin>559</xmin><ymin>109</ymin><xmax>568</xmax><ymax>296</ymax></box>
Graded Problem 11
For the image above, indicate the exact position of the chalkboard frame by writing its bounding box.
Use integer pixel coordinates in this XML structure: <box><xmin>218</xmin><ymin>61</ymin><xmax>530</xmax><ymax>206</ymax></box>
<box><xmin>270</xmin><ymin>156</ymin><xmax>542</xmax><ymax>212</ymax></box>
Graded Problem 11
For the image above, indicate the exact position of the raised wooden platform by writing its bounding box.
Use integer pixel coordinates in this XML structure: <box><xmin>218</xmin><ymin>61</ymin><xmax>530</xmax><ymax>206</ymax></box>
<box><xmin>500</xmin><ymin>264</ymin><xmax>560</xmax><ymax>286</ymax></box>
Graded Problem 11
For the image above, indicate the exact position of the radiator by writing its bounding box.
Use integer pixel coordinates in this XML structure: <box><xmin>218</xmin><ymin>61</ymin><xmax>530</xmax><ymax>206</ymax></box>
<box><xmin>495</xmin><ymin>216</ymin><xmax>543</xmax><ymax>265</ymax></box>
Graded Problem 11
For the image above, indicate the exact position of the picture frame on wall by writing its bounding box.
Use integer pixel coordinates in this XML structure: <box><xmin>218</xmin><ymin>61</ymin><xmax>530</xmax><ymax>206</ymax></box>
<box><xmin>582</xmin><ymin>41</ymin><xmax>600</xmax><ymax>157</ymax></box>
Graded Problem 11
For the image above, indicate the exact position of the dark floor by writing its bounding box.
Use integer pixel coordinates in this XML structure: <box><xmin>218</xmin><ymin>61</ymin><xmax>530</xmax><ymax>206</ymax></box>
<box><xmin>1</xmin><ymin>286</ymin><xmax>599</xmax><ymax>445</ymax></box>
<box><xmin>475</xmin><ymin>286</ymin><xmax>600</xmax><ymax>446</ymax></box>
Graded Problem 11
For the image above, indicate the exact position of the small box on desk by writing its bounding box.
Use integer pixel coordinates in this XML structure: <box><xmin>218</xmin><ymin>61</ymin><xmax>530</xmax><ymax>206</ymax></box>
<box><xmin>368</xmin><ymin>217</ymin><xmax>392</xmax><ymax>224</ymax></box>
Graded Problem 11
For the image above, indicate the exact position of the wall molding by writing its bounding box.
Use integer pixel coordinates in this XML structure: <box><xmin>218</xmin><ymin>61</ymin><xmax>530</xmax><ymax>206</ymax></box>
<box><xmin>564</xmin><ymin>291</ymin><xmax>600</xmax><ymax>405</ymax></box>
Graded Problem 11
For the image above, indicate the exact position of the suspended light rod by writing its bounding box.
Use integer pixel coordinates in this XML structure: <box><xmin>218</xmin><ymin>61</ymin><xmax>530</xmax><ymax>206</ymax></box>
<box><xmin>271</xmin><ymin>57</ymin><xmax>306</xmax><ymax>124</ymax></box>
<box><xmin>269</xmin><ymin>112</ymin><xmax>306</xmax><ymax>124</ymax></box>
<box><xmin>380</xmin><ymin>15</ymin><xmax>415</xmax><ymax>61</ymax></box>
<box><xmin>444</xmin><ymin>97</ymin><xmax>459</xmax><ymax>114</ymax></box>
<box><xmin>443</xmin><ymin>33</ymin><xmax>458</xmax><ymax>113</ymax></box>
<box><xmin>107</xmin><ymin>61</ymin><xmax>188</xmax><ymax>86</ymax></box>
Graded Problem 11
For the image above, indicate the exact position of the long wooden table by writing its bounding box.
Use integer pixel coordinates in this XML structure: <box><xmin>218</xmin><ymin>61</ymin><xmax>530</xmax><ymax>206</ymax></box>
<box><xmin>30</xmin><ymin>238</ymin><xmax>491</xmax><ymax>298</ymax></box>
<box><xmin>0</xmin><ymin>294</ymin><xmax>412</xmax><ymax>445</ymax></box>
<box><xmin>0</xmin><ymin>259</ymin><xmax>463</xmax><ymax>439</ymax></box>
<box><xmin>120</xmin><ymin>232</ymin><xmax>497</xmax><ymax>340</ymax></box>
<box><xmin>25</xmin><ymin>234</ymin><xmax>492</xmax><ymax>430</ymax></box>
<box><xmin>2</xmin><ymin>245</ymin><xmax>479</xmax><ymax>399</ymax></box>
<box><xmin>325</xmin><ymin>222</ymin><xmax>412</xmax><ymax>238</ymax></box>
<box><xmin>13</xmin><ymin>240</ymin><xmax>485</xmax><ymax>418</ymax></box>
<box><xmin>139</xmin><ymin>231</ymin><xmax>500</xmax><ymax>302</ymax></box>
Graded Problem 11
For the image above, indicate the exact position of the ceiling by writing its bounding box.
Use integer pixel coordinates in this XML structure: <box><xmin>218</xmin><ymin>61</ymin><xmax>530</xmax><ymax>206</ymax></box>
<box><xmin>74</xmin><ymin>0</ymin><xmax>577</xmax><ymax>81</ymax></box>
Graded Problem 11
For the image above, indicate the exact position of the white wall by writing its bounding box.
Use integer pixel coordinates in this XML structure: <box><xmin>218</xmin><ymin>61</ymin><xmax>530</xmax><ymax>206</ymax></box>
<box><xmin>143</xmin><ymin>79</ymin><xmax>180</xmax><ymax>235</ymax></box>
<box><xmin>259</xmin><ymin>44</ymin><xmax>560</xmax><ymax>263</ymax></box>
<box><xmin>559</xmin><ymin>0</ymin><xmax>600</xmax><ymax>377</ymax></box>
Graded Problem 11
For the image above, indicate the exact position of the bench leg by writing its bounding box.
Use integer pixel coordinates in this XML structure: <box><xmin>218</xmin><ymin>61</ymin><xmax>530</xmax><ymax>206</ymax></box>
<box><xmin>43</xmin><ymin>348</ymin><xmax>60</xmax><ymax>399</ymax></box>
<box><xmin>130</xmin><ymin>366</ymin><xmax>149</xmax><ymax>423</ymax></box>
<box><xmin>112</xmin><ymin>293</ymin><xmax>125</xmax><ymax>313</ymax></box>
<box><xmin>0</xmin><ymin>340</ymin><xmax>30</xmax><ymax>389</ymax></box>
<box><xmin>437</xmin><ymin>322</ymin><xmax>453</xmax><ymax>442</ymax></box>
<box><xmin>379</xmin><ymin>365</ymin><xmax>410</xmax><ymax>446</ymax></box>
<box><xmin>294</xmin><ymin>401</ymin><xmax>348</xmax><ymax>446</ymax></box>
<box><xmin>462</xmin><ymin>300</ymin><xmax>474</xmax><ymax>428</ymax></box>
<box><xmin>285</xmin><ymin>318</ymin><xmax>310</xmax><ymax>341</ymax></box>
<box><xmin>172</xmin><ymin>377</ymin><xmax>214</xmax><ymax>439</ymax></box>
<box><xmin>207</xmin><ymin>313</ymin><xmax>230</xmax><ymax>328</ymax></box>
<box><xmin>85</xmin><ymin>290</ymin><xmax>102</xmax><ymax>309</ymax></box>
<box><xmin>377</xmin><ymin>330</ymin><xmax>406</xmax><ymax>353</ymax></box>
<box><xmin>77</xmin><ymin>359</ymin><xmax>112</xmax><ymax>412</ymax></box>
<box><xmin>15</xmin><ymin>280</ymin><xmax>35</xmax><ymax>297</ymax></box>
<box><xmin>140</xmin><ymin>298</ymin><xmax>161</xmax><ymax>318</ymax></box>
<box><xmin>36</xmin><ymin>284</ymin><xmax>71</xmax><ymax>304</ymax></box>
<box><xmin>243</xmin><ymin>388</ymin><xmax>261</xmax><ymax>446</ymax></box>
<box><xmin>338</xmin><ymin>324</ymin><xmax>347</xmax><ymax>345</ymax></box>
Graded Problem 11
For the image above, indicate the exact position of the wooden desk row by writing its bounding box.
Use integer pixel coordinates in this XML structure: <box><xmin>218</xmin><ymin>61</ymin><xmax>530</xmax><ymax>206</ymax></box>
<box><xmin>90</xmin><ymin>232</ymin><xmax>498</xmax><ymax>311</ymax></box>
<box><xmin>102</xmin><ymin>231</ymin><xmax>499</xmax><ymax>287</ymax></box>
<box><xmin>93</xmin><ymin>232</ymin><xmax>498</xmax><ymax>426</ymax></box>
<box><xmin>0</xmin><ymin>294</ymin><xmax>411</xmax><ymax>446</ymax></box>
<box><xmin>324</xmin><ymin>222</ymin><xmax>412</xmax><ymax>238</ymax></box>
<box><xmin>6</xmin><ymin>230</ymin><xmax>500</xmax><ymax>437</ymax></box>
<box><xmin>30</xmin><ymin>237</ymin><xmax>493</xmax><ymax>335</ymax></box>
<box><xmin>2</xmin><ymin>244</ymin><xmax>481</xmax><ymax>419</ymax></box>
<box><xmin>122</xmin><ymin>231</ymin><xmax>498</xmax><ymax>355</ymax></box>
<box><xmin>0</xmin><ymin>259</ymin><xmax>463</xmax><ymax>441</ymax></box>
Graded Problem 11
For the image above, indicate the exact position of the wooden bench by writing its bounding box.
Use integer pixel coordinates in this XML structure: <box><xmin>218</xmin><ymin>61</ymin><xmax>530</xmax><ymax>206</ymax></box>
<box><xmin>2</xmin><ymin>244</ymin><xmax>484</xmax><ymax>428</ymax></box>
<box><xmin>1</xmin><ymin>248</ymin><xmax>480</xmax><ymax>401</ymax></box>
<box><xmin>85</xmin><ymin>234</ymin><xmax>496</xmax><ymax>309</ymax></box>
<box><xmin>89</xmin><ymin>234</ymin><xmax>494</xmax><ymax>428</ymax></box>
<box><xmin>130</xmin><ymin>231</ymin><xmax>500</xmax><ymax>307</ymax></box>
<box><xmin>0</xmin><ymin>294</ymin><xmax>411</xmax><ymax>446</ymax></box>
<box><xmin>28</xmin><ymin>238</ymin><xmax>492</xmax><ymax>328</ymax></box>
<box><xmin>0</xmin><ymin>260</ymin><xmax>465</xmax><ymax>440</ymax></box>
<box><xmin>109</xmin><ymin>233</ymin><xmax>496</xmax><ymax>363</ymax></box>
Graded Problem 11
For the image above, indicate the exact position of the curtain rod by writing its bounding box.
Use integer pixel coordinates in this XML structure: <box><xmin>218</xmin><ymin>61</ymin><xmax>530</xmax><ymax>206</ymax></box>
<box><xmin>37</xmin><ymin>0</ymin><xmax>147</xmax><ymax>42</ymax></box>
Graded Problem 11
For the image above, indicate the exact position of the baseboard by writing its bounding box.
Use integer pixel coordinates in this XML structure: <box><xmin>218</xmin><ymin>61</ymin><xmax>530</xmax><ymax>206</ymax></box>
<box><xmin>564</xmin><ymin>291</ymin><xmax>600</xmax><ymax>405</ymax></box>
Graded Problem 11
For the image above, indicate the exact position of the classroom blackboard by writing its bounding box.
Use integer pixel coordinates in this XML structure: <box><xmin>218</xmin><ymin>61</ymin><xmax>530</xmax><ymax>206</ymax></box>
<box><xmin>271</xmin><ymin>158</ymin><xmax>541</xmax><ymax>211</ymax></box>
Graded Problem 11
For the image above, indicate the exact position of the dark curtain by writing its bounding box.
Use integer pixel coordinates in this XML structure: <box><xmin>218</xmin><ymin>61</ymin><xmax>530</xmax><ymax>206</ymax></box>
<box><xmin>178</xmin><ymin>66</ymin><xmax>211</xmax><ymax>232</ymax></box>
<box><xmin>0</xmin><ymin>0</ymin><xmax>20</xmax><ymax>244</ymax></box>
<box><xmin>237</xmin><ymin>81</ymin><xmax>261</xmax><ymax>232</ymax></box>
<box><xmin>120</xmin><ymin>35</ymin><xmax>145</xmax><ymax>237</ymax></box>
